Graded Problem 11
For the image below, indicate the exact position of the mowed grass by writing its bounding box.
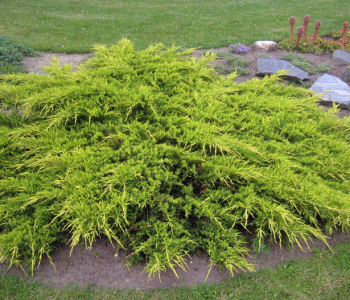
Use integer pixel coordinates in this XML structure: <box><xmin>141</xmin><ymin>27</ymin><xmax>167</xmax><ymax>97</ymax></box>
<box><xmin>0</xmin><ymin>0</ymin><xmax>349</xmax><ymax>53</ymax></box>
<box><xmin>1</xmin><ymin>241</ymin><xmax>350</xmax><ymax>300</ymax></box>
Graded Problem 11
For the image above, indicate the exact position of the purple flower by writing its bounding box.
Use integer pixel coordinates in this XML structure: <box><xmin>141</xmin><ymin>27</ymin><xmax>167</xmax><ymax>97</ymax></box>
<box><xmin>308</xmin><ymin>74</ymin><xmax>319</xmax><ymax>82</ymax></box>
<box><xmin>342</xmin><ymin>66</ymin><xmax>350</xmax><ymax>81</ymax></box>
<box><xmin>228</xmin><ymin>43</ymin><xmax>249</xmax><ymax>54</ymax></box>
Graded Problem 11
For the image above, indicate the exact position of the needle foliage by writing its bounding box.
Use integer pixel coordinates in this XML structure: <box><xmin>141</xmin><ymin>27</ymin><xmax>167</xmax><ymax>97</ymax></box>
<box><xmin>1</xmin><ymin>39</ymin><xmax>350</xmax><ymax>279</ymax></box>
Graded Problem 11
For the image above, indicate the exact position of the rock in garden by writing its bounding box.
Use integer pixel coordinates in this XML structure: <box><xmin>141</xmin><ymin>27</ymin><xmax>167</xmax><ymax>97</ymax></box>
<box><xmin>332</xmin><ymin>49</ymin><xmax>350</xmax><ymax>65</ymax></box>
<box><xmin>309</xmin><ymin>74</ymin><xmax>350</xmax><ymax>106</ymax></box>
<box><xmin>256</xmin><ymin>56</ymin><xmax>308</xmax><ymax>81</ymax></box>
<box><xmin>252</xmin><ymin>41</ymin><xmax>278</xmax><ymax>52</ymax></box>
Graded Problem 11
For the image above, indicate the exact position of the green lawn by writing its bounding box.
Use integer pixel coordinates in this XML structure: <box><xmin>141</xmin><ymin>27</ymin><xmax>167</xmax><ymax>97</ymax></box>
<box><xmin>0</xmin><ymin>0</ymin><xmax>349</xmax><ymax>52</ymax></box>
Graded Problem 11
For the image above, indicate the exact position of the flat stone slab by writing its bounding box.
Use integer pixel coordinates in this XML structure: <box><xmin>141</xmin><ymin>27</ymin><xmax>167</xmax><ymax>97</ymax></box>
<box><xmin>332</xmin><ymin>49</ymin><xmax>350</xmax><ymax>65</ymax></box>
<box><xmin>256</xmin><ymin>56</ymin><xmax>308</xmax><ymax>81</ymax></box>
<box><xmin>309</xmin><ymin>74</ymin><xmax>350</xmax><ymax>106</ymax></box>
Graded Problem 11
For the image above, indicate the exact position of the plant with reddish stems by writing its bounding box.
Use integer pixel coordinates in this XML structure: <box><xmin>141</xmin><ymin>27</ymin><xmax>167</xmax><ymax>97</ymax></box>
<box><xmin>312</xmin><ymin>20</ymin><xmax>321</xmax><ymax>43</ymax></box>
<box><xmin>290</xmin><ymin>16</ymin><xmax>296</xmax><ymax>39</ymax></box>
<box><xmin>295</xmin><ymin>26</ymin><xmax>304</xmax><ymax>49</ymax></box>
<box><xmin>342</xmin><ymin>21</ymin><xmax>348</xmax><ymax>47</ymax></box>
<box><xmin>279</xmin><ymin>16</ymin><xmax>350</xmax><ymax>54</ymax></box>
<box><xmin>303</xmin><ymin>15</ymin><xmax>310</xmax><ymax>41</ymax></box>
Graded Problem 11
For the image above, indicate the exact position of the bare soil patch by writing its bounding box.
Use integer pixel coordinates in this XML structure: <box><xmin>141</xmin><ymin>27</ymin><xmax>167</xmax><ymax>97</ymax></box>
<box><xmin>1</xmin><ymin>47</ymin><xmax>349</xmax><ymax>291</ymax></box>
<box><xmin>22</xmin><ymin>52</ymin><xmax>92</xmax><ymax>73</ymax></box>
<box><xmin>1</xmin><ymin>230</ymin><xmax>349</xmax><ymax>291</ymax></box>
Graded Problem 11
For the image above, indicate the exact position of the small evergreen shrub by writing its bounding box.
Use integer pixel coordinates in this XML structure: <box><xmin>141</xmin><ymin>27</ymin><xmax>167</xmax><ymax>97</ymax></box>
<box><xmin>0</xmin><ymin>64</ymin><xmax>26</xmax><ymax>75</ymax></box>
<box><xmin>281</xmin><ymin>53</ymin><xmax>317</xmax><ymax>74</ymax></box>
<box><xmin>224</xmin><ymin>55</ymin><xmax>249</xmax><ymax>68</ymax></box>
<box><xmin>281</xmin><ymin>53</ymin><xmax>333</xmax><ymax>77</ymax></box>
<box><xmin>211</xmin><ymin>51</ymin><xmax>227</xmax><ymax>58</ymax></box>
<box><xmin>315</xmin><ymin>62</ymin><xmax>333</xmax><ymax>74</ymax></box>
<box><xmin>0</xmin><ymin>35</ymin><xmax>40</xmax><ymax>74</ymax></box>
<box><xmin>1</xmin><ymin>39</ymin><xmax>350</xmax><ymax>280</ymax></box>
<box><xmin>213</xmin><ymin>64</ymin><xmax>224</xmax><ymax>73</ymax></box>
<box><xmin>214</xmin><ymin>54</ymin><xmax>249</xmax><ymax>76</ymax></box>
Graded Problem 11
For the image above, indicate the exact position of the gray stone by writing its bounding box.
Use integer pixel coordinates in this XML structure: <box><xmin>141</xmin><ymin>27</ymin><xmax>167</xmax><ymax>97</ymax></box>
<box><xmin>332</xmin><ymin>49</ymin><xmax>350</xmax><ymax>65</ymax></box>
<box><xmin>252</xmin><ymin>41</ymin><xmax>278</xmax><ymax>52</ymax></box>
<box><xmin>309</xmin><ymin>74</ymin><xmax>350</xmax><ymax>106</ymax></box>
<box><xmin>256</xmin><ymin>56</ymin><xmax>308</xmax><ymax>81</ymax></box>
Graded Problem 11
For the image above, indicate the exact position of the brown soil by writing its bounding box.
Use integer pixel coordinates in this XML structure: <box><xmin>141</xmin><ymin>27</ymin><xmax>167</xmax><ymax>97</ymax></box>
<box><xmin>22</xmin><ymin>52</ymin><xmax>92</xmax><ymax>73</ymax></box>
<box><xmin>1</xmin><ymin>230</ymin><xmax>349</xmax><ymax>291</ymax></box>
<box><xmin>1</xmin><ymin>47</ymin><xmax>349</xmax><ymax>291</ymax></box>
